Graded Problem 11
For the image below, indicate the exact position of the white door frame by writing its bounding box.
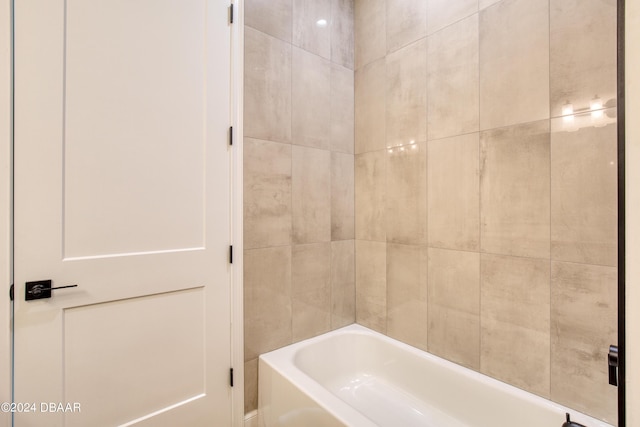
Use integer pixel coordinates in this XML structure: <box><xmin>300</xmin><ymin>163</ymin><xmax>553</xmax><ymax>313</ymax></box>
<box><xmin>0</xmin><ymin>1</ymin><xmax>244</xmax><ymax>426</ymax></box>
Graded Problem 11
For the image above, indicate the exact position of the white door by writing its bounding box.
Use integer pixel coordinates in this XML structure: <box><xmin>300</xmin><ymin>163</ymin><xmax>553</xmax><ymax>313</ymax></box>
<box><xmin>13</xmin><ymin>1</ymin><xmax>233</xmax><ymax>426</ymax></box>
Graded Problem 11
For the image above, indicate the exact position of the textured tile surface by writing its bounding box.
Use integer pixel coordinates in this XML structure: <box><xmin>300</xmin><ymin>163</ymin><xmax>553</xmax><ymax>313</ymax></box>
<box><xmin>355</xmin><ymin>58</ymin><xmax>386</xmax><ymax>153</ymax></box>
<box><xmin>551</xmin><ymin>112</ymin><xmax>618</xmax><ymax>266</ymax></box>
<box><xmin>428</xmin><ymin>248</ymin><xmax>480</xmax><ymax>369</ymax></box>
<box><xmin>244</xmin><ymin>358</ymin><xmax>258</xmax><ymax>413</ymax></box>
<box><xmin>293</xmin><ymin>0</ymin><xmax>331</xmax><ymax>58</ymax></box>
<box><xmin>331</xmin><ymin>0</ymin><xmax>355</xmax><ymax>69</ymax></box>
<box><xmin>244</xmin><ymin>246</ymin><xmax>292</xmax><ymax>361</ymax></box>
<box><xmin>243</xmin><ymin>138</ymin><xmax>292</xmax><ymax>249</ymax></box>
<box><xmin>331</xmin><ymin>64</ymin><xmax>355</xmax><ymax>154</ymax></box>
<box><xmin>387</xmin><ymin>244</ymin><xmax>428</xmax><ymax>350</ymax></box>
<box><xmin>550</xmin><ymin>0</ymin><xmax>617</xmax><ymax>118</ymax></box>
<box><xmin>428</xmin><ymin>133</ymin><xmax>480</xmax><ymax>251</ymax></box>
<box><xmin>331</xmin><ymin>240</ymin><xmax>356</xmax><ymax>328</ymax></box>
<box><xmin>244</xmin><ymin>27</ymin><xmax>292</xmax><ymax>143</ymax></box>
<box><xmin>292</xmin><ymin>146</ymin><xmax>331</xmax><ymax>244</ymax></box>
<box><xmin>481</xmin><ymin>254</ymin><xmax>551</xmax><ymax>397</ymax></box>
<box><xmin>331</xmin><ymin>151</ymin><xmax>355</xmax><ymax>240</ymax></box>
<box><xmin>355</xmin><ymin>240</ymin><xmax>387</xmax><ymax>333</ymax></box>
<box><xmin>480</xmin><ymin>121</ymin><xmax>550</xmax><ymax>259</ymax></box>
<box><xmin>292</xmin><ymin>47</ymin><xmax>331</xmax><ymax>149</ymax></box>
<box><xmin>292</xmin><ymin>243</ymin><xmax>332</xmax><ymax>341</ymax></box>
<box><xmin>551</xmin><ymin>261</ymin><xmax>617</xmax><ymax>423</ymax></box>
<box><xmin>386</xmin><ymin>142</ymin><xmax>427</xmax><ymax>245</ymax></box>
<box><xmin>355</xmin><ymin>150</ymin><xmax>386</xmax><ymax>241</ymax></box>
<box><xmin>427</xmin><ymin>0</ymin><xmax>477</xmax><ymax>35</ymax></box>
<box><xmin>479</xmin><ymin>0</ymin><xmax>549</xmax><ymax>129</ymax></box>
<box><xmin>245</xmin><ymin>0</ymin><xmax>293</xmax><ymax>42</ymax></box>
<box><xmin>386</xmin><ymin>39</ymin><xmax>427</xmax><ymax>148</ymax></box>
<box><xmin>354</xmin><ymin>0</ymin><xmax>386</xmax><ymax>69</ymax></box>
<box><xmin>385</xmin><ymin>0</ymin><xmax>427</xmax><ymax>53</ymax></box>
<box><xmin>427</xmin><ymin>14</ymin><xmax>479</xmax><ymax>140</ymax></box>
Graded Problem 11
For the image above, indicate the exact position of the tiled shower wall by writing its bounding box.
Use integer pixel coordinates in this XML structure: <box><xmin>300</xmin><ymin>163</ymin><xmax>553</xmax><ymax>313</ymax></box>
<box><xmin>242</xmin><ymin>0</ymin><xmax>355</xmax><ymax>414</ymax></box>
<box><xmin>354</xmin><ymin>0</ymin><xmax>618</xmax><ymax>423</ymax></box>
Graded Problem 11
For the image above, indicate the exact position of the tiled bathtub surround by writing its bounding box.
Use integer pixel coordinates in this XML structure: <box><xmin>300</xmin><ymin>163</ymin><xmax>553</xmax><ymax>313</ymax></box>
<box><xmin>243</xmin><ymin>0</ymin><xmax>355</xmax><ymax>414</ymax></box>
<box><xmin>354</xmin><ymin>0</ymin><xmax>617</xmax><ymax>423</ymax></box>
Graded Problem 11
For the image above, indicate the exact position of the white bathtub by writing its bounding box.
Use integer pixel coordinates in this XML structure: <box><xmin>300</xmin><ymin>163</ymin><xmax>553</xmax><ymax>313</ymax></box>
<box><xmin>258</xmin><ymin>324</ymin><xmax>614</xmax><ymax>427</ymax></box>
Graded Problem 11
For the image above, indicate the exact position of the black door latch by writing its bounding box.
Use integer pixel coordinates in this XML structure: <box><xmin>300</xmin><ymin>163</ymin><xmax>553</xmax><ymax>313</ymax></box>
<box><xmin>25</xmin><ymin>280</ymin><xmax>78</xmax><ymax>301</ymax></box>
<box><xmin>608</xmin><ymin>345</ymin><xmax>619</xmax><ymax>386</ymax></box>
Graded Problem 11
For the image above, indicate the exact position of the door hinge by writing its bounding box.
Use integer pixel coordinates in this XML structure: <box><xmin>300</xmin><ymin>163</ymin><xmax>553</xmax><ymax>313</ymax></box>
<box><xmin>229</xmin><ymin>126</ymin><xmax>233</xmax><ymax>146</ymax></box>
<box><xmin>229</xmin><ymin>4</ymin><xmax>234</xmax><ymax>24</ymax></box>
<box><xmin>229</xmin><ymin>245</ymin><xmax>233</xmax><ymax>264</ymax></box>
<box><xmin>229</xmin><ymin>367</ymin><xmax>234</xmax><ymax>387</ymax></box>
<box><xmin>9</xmin><ymin>284</ymin><xmax>14</xmax><ymax>301</ymax></box>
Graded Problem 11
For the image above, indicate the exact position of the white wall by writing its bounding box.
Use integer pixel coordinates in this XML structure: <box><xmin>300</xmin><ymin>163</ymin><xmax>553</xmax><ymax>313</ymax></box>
<box><xmin>626</xmin><ymin>0</ymin><xmax>640</xmax><ymax>425</ymax></box>
<box><xmin>0</xmin><ymin>0</ymin><xmax>11</xmax><ymax>426</ymax></box>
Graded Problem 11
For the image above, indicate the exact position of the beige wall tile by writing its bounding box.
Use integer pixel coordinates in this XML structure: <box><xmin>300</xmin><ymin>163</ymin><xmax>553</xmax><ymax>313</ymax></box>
<box><xmin>386</xmin><ymin>39</ymin><xmax>427</xmax><ymax>147</ymax></box>
<box><xmin>331</xmin><ymin>64</ymin><xmax>355</xmax><ymax>154</ymax></box>
<box><xmin>244</xmin><ymin>358</ymin><xmax>258</xmax><ymax>413</ymax></box>
<box><xmin>244</xmin><ymin>246</ymin><xmax>292</xmax><ymax>361</ymax></box>
<box><xmin>292</xmin><ymin>243</ymin><xmax>332</xmax><ymax>341</ymax></box>
<box><xmin>244</xmin><ymin>138</ymin><xmax>292</xmax><ymax>250</ymax></box>
<box><xmin>331</xmin><ymin>240</ymin><xmax>356</xmax><ymax>328</ymax></box>
<box><xmin>331</xmin><ymin>0</ymin><xmax>355</xmax><ymax>69</ymax></box>
<box><xmin>481</xmin><ymin>254</ymin><xmax>551</xmax><ymax>397</ymax></box>
<box><xmin>292</xmin><ymin>47</ymin><xmax>331</xmax><ymax>150</ymax></box>
<box><xmin>551</xmin><ymin>261</ymin><xmax>617</xmax><ymax>423</ymax></box>
<box><xmin>428</xmin><ymin>248</ymin><xmax>480</xmax><ymax>369</ymax></box>
<box><xmin>331</xmin><ymin>152</ymin><xmax>355</xmax><ymax>240</ymax></box>
<box><xmin>427</xmin><ymin>0</ymin><xmax>477</xmax><ymax>35</ymax></box>
<box><xmin>427</xmin><ymin>14</ymin><xmax>479</xmax><ymax>140</ymax></box>
<box><xmin>480</xmin><ymin>121</ymin><xmax>550</xmax><ymax>259</ymax></box>
<box><xmin>385</xmin><ymin>0</ymin><xmax>427</xmax><ymax>53</ymax></box>
<box><xmin>292</xmin><ymin>146</ymin><xmax>331</xmax><ymax>244</ymax></box>
<box><xmin>551</xmin><ymin>111</ymin><xmax>617</xmax><ymax>266</ymax></box>
<box><xmin>479</xmin><ymin>0</ymin><xmax>501</xmax><ymax>9</ymax></box>
<box><xmin>355</xmin><ymin>58</ymin><xmax>386</xmax><ymax>153</ymax></box>
<box><xmin>387</xmin><ymin>244</ymin><xmax>428</xmax><ymax>350</ymax></box>
<box><xmin>244</xmin><ymin>27</ymin><xmax>292</xmax><ymax>143</ymax></box>
<box><xmin>428</xmin><ymin>133</ymin><xmax>479</xmax><ymax>251</ymax></box>
<box><xmin>293</xmin><ymin>0</ymin><xmax>331</xmax><ymax>59</ymax></box>
<box><xmin>479</xmin><ymin>0</ymin><xmax>549</xmax><ymax>129</ymax></box>
<box><xmin>356</xmin><ymin>240</ymin><xmax>387</xmax><ymax>333</ymax></box>
<box><xmin>550</xmin><ymin>0</ymin><xmax>617</xmax><ymax>118</ymax></box>
<box><xmin>354</xmin><ymin>0</ymin><xmax>386</xmax><ymax>69</ymax></box>
<box><xmin>245</xmin><ymin>0</ymin><xmax>292</xmax><ymax>43</ymax></box>
<box><xmin>355</xmin><ymin>150</ymin><xmax>386</xmax><ymax>241</ymax></box>
<box><xmin>386</xmin><ymin>142</ymin><xmax>427</xmax><ymax>245</ymax></box>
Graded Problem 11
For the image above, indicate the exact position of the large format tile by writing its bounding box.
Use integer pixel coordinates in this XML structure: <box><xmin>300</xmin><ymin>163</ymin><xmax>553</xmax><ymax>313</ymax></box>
<box><xmin>386</xmin><ymin>142</ymin><xmax>427</xmax><ymax>245</ymax></box>
<box><xmin>386</xmin><ymin>244</ymin><xmax>428</xmax><ymax>351</ymax></box>
<box><xmin>244</xmin><ymin>27</ymin><xmax>292</xmax><ymax>143</ymax></box>
<box><xmin>331</xmin><ymin>0</ymin><xmax>355</xmax><ymax>69</ymax></box>
<box><xmin>331</xmin><ymin>240</ymin><xmax>356</xmax><ymax>328</ymax></box>
<box><xmin>479</xmin><ymin>0</ymin><xmax>549</xmax><ymax>129</ymax></box>
<box><xmin>293</xmin><ymin>0</ymin><xmax>331</xmax><ymax>59</ymax></box>
<box><xmin>292</xmin><ymin>47</ymin><xmax>331</xmax><ymax>150</ymax></box>
<box><xmin>332</xmin><ymin>152</ymin><xmax>355</xmax><ymax>240</ymax></box>
<box><xmin>292</xmin><ymin>146</ymin><xmax>331</xmax><ymax>244</ymax></box>
<box><xmin>386</xmin><ymin>39</ymin><xmax>427</xmax><ymax>148</ymax></box>
<box><xmin>244</xmin><ymin>138</ymin><xmax>292</xmax><ymax>249</ymax></box>
<box><xmin>550</xmin><ymin>0</ymin><xmax>617</xmax><ymax>118</ymax></box>
<box><xmin>244</xmin><ymin>246</ymin><xmax>292</xmax><ymax>361</ymax></box>
<box><xmin>427</xmin><ymin>0</ymin><xmax>477</xmax><ymax>35</ymax></box>
<box><xmin>428</xmin><ymin>133</ymin><xmax>479</xmax><ymax>251</ymax></box>
<box><xmin>551</xmin><ymin>111</ymin><xmax>617</xmax><ymax>266</ymax></box>
<box><xmin>385</xmin><ymin>0</ymin><xmax>427</xmax><ymax>53</ymax></box>
<box><xmin>354</xmin><ymin>0</ymin><xmax>386</xmax><ymax>69</ymax></box>
<box><xmin>479</xmin><ymin>0</ymin><xmax>501</xmax><ymax>9</ymax></box>
<box><xmin>480</xmin><ymin>121</ymin><xmax>550</xmax><ymax>259</ymax></box>
<box><xmin>331</xmin><ymin>64</ymin><xmax>355</xmax><ymax>154</ymax></box>
<box><xmin>292</xmin><ymin>243</ymin><xmax>332</xmax><ymax>341</ymax></box>
<box><xmin>355</xmin><ymin>58</ymin><xmax>386</xmax><ymax>153</ymax></box>
<box><xmin>355</xmin><ymin>150</ymin><xmax>386</xmax><ymax>241</ymax></box>
<box><xmin>427</xmin><ymin>14</ymin><xmax>479</xmax><ymax>140</ymax></box>
<box><xmin>244</xmin><ymin>358</ymin><xmax>258</xmax><ymax>413</ymax></box>
<box><xmin>551</xmin><ymin>261</ymin><xmax>617</xmax><ymax>423</ymax></box>
<box><xmin>355</xmin><ymin>240</ymin><xmax>387</xmax><ymax>333</ymax></box>
<box><xmin>481</xmin><ymin>254</ymin><xmax>551</xmax><ymax>397</ymax></box>
<box><xmin>245</xmin><ymin>0</ymin><xmax>292</xmax><ymax>43</ymax></box>
<box><xmin>428</xmin><ymin>248</ymin><xmax>480</xmax><ymax>369</ymax></box>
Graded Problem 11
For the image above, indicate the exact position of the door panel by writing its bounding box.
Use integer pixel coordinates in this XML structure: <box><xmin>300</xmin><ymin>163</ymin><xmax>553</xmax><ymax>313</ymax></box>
<box><xmin>13</xmin><ymin>0</ymin><xmax>232</xmax><ymax>425</ymax></box>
